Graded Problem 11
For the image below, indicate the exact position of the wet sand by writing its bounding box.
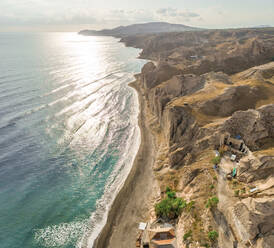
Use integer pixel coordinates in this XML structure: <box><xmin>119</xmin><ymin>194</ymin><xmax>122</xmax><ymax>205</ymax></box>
<box><xmin>93</xmin><ymin>80</ymin><xmax>156</xmax><ymax>248</ymax></box>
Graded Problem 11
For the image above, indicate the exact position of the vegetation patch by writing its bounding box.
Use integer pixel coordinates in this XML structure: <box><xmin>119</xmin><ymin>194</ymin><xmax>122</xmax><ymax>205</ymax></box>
<box><xmin>234</xmin><ymin>189</ymin><xmax>239</xmax><ymax>197</ymax></box>
<box><xmin>211</xmin><ymin>155</ymin><xmax>221</xmax><ymax>165</ymax></box>
<box><xmin>155</xmin><ymin>187</ymin><xmax>187</xmax><ymax>219</ymax></box>
<box><xmin>201</xmin><ymin>243</ymin><xmax>209</xmax><ymax>248</ymax></box>
<box><xmin>183</xmin><ymin>230</ymin><xmax>192</xmax><ymax>241</ymax></box>
<box><xmin>186</xmin><ymin>201</ymin><xmax>196</xmax><ymax>212</ymax></box>
<box><xmin>208</xmin><ymin>230</ymin><xmax>218</xmax><ymax>242</ymax></box>
<box><xmin>205</xmin><ymin>196</ymin><xmax>219</xmax><ymax>209</ymax></box>
<box><xmin>241</xmin><ymin>187</ymin><xmax>246</xmax><ymax>194</ymax></box>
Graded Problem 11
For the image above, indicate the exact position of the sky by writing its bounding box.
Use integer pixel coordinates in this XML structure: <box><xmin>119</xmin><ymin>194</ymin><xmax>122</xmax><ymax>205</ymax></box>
<box><xmin>0</xmin><ymin>0</ymin><xmax>274</xmax><ymax>31</ymax></box>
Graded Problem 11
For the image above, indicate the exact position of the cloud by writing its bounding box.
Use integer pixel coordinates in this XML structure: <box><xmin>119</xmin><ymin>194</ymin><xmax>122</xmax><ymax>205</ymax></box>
<box><xmin>101</xmin><ymin>8</ymin><xmax>200</xmax><ymax>26</ymax></box>
<box><xmin>0</xmin><ymin>1</ymin><xmax>274</xmax><ymax>31</ymax></box>
<box><xmin>156</xmin><ymin>8</ymin><xmax>199</xmax><ymax>19</ymax></box>
<box><xmin>0</xmin><ymin>3</ymin><xmax>200</xmax><ymax>30</ymax></box>
<box><xmin>154</xmin><ymin>8</ymin><xmax>200</xmax><ymax>24</ymax></box>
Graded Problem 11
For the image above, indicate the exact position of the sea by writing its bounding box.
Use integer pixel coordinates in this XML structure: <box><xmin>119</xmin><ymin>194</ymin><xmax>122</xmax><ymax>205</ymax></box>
<box><xmin>0</xmin><ymin>32</ymin><xmax>146</xmax><ymax>248</ymax></box>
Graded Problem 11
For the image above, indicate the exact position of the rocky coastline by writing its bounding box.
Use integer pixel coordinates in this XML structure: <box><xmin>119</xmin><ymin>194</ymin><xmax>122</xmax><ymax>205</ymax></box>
<box><xmin>93</xmin><ymin>27</ymin><xmax>274</xmax><ymax>248</ymax></box>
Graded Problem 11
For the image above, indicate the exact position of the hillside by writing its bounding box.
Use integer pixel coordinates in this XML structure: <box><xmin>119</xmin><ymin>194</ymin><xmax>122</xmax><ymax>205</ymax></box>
<box><xmin>94</xmin><ymin>27</ymin><xmax>274</xmax><ymax>248</ymax></box>
<box><xmin>133</xmin><ymin>28</ymin><xmax>274</xmax><ymax>248</ymax></box>
<box><xmin>78</xmin><ymin>22</ymin><xmax>200</xmax><ymax>37</ymax></box>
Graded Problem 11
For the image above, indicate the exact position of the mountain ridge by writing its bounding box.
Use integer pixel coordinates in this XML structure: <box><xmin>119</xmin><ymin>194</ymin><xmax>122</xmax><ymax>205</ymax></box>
<box><xmin>78</xmin><ymin>22</ymin><xmax>202</xmax><ymax>37</ymax></box>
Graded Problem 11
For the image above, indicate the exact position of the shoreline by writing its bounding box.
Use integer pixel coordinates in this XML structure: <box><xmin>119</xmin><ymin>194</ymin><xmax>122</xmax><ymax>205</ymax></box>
<box><xmin>92</xmin><ymin>80</ymin><xmax>156</xmax><ymax>248</ymax></box>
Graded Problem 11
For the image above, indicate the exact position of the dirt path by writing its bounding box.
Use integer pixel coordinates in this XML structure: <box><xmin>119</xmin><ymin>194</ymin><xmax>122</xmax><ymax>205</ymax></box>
<box><xmin>216</xmin><ymin>157</ymin><xmax>238</xmax><ymax>248</ymax></box>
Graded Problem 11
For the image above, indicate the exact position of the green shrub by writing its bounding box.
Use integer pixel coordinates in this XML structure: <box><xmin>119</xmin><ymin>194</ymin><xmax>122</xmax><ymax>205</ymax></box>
<box><xmin>211</xmin><ymin>155</ymin><xmax>221</xmax><ymax>165</ymax></box>
<box><xmin>234</xmin><ymin>190</ymin><xmax>239</xmax><ymax>197</ymax></box>
<box><xmin>206</xmin><ymin>196</ymin><xmax>219</xmax><ymax>209</ymax></box>
<box><xmin>210</xmin><ymin>184</ymin><xmax>214</xmax><ymax>189</ymax></box>
<box><xmin>186</xmin><ymin>201</ymin><xmax>195</xmax><ymax>212</ymax></box>
<box><xmin>208</xmin><ymin>230</ymin><xmax>218</xmax><ymax>241</ymax></box>
<box><xmin>155</xmin><ymin>190</ymin><xmax>187</xmax><ymax>219</ymax></box>
<box><xmin>241</xmin><ymin>187</ymin><xmax>246</xmax><ymax>194</ymax></box>
<box><xmin>166</xmin><ymin>190</ymin><xmax>176</xmax><ymax>199</ymax></box>
<box><xmin>183</xmin><ymin>230</ymin><xmax>192</xmax><ymax>241</ymax></box>
<box><xmin>201</xmin><ymin>243</ymin><xmax>209</xmax><ymax>248</ymax></box>
<box><xmin>213</xmin><ymin>176</ymin><xmax>217</xmax><ymax>180</ymax></box>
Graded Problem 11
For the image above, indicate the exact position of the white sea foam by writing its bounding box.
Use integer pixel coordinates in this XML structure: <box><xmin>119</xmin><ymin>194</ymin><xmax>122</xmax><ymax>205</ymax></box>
<box><xmin>83</xmin><ymin>77</ymin><xmax>141</xmax><ymax>248</ymax></box>
<box><xmin>34</xmin><ymin>220</ymin><xmax>90</xmax><ymax>248</ymax></box>
<box><xmin>34</xmin><ymin>80</ymin><xmax>141</xmax><ymax>248</ymax></box>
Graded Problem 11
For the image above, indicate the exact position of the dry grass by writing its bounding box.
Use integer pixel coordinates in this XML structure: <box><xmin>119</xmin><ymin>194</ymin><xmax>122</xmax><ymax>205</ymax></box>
<box><xmin>169</xmin><ymin>74</ymin><xmax>274</xmax><ymax>127</ymax></box>
<box><xmin>171</xmin><ymin>81</ymin><xmax>229</xmax><ymax>107</ymax></box>
<box><xmin>253</xmin><ymin>147</ymin><xmax>274</xmax><ymax>157</ymax></box>
<box><xmin>190</xmin><ymin>108</ymin><xmax>222</xmax><ymax>126</ymax></box>
<box><xmin>233</xmin><ymin>78</ymin><xmax>274</xmax><ymax>108</ymax></box>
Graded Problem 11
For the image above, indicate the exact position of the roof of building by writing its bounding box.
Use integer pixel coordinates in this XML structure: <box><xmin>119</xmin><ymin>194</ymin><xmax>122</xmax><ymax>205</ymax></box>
<box><xmin>149</xmin><ymin>227</ymin><xmax>175</xmax><ymax>240</ymax></box>
<box><xmin>138</xmin><ymin>222</ymin><xmax>147</xmax><ymax>230</ymax></box>
<box><xmin>151</xmin><ymin>238</ymin><xmax>175</xmax><ymax>245</ymax></box>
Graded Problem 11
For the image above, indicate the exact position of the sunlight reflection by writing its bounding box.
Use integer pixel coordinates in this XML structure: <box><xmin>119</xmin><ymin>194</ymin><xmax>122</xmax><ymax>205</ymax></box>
<box><xmin>58</xmin><ymin>33</ymin><xmax>105</xmax><ymax>84</ymax></box>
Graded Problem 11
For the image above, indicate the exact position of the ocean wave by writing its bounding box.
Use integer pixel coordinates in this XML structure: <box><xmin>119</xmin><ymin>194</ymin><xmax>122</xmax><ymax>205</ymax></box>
<box><xmin>34</xmin><ymin>220</ymin><xmax>90</xmax><ymax>248</ymax></box>
<box><xmin>84</xmin><ymin>123</ymin><xmax>141</xmax><ymax>248</ymax></box>
<box><xmin>0</xmin><ymin>33</ymin><xmax>146</xmax><ymax>248</ymax></box>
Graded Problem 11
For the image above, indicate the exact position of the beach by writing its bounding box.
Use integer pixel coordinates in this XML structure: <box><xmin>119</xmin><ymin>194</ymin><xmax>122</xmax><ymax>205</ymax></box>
<box><xmin>93</xmin><ymin>80</ymin><xmax>156</xmax><ymax>248</ymax></box>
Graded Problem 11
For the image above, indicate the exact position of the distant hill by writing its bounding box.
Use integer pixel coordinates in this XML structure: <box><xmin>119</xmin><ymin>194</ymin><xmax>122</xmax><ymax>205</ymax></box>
<box><xmin>78</xmin><ymin>22</ymin><xmax>201</xmax><ymax>37</ymax></box>
<box><xmin>250</xmin><ymin>25</ymin><xmax>272</xmax><ymax>28</ymax></box>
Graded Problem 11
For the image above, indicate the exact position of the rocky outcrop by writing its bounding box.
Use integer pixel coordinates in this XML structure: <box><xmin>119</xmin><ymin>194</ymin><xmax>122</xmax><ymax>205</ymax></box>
<box><xmin>148</xmin><ymin>74</ymin><xmax>205</xmax><ymax>122</ymax></box>
<box><xmin>237</xmin><ymin>155</ymin><xmax>274</xmax><ymax>183</ymax></box>
<box><xmin>200</xmin><ymin>85</ymin><xmax>265</xmax><ymax>117</ymax></box>
<box><xmin>229</xmin><ymin>197</ymin><xmax>274</xmax><ymax>246</ymax></box>
<box><xmin>140</xmin><ymin>62</ymin><xmax>181</xmax><ymax>90</ymax></box>
<box><xmin>221</xmin><ymin>105</ymin><xmax>274</xmax><ymax>151</ymax></box>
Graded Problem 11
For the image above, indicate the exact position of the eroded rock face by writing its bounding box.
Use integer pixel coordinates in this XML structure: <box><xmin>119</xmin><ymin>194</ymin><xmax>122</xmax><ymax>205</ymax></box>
<box><xmin>140</xmin><ymin>62</ymin><xmax>181</xmax><ymax>90</ymax></box>
<box><xmin>221</xmin><ymin>105</ymin><xmax>274</xmax><ymax>150</ymax></box>
<box><xmin>180</xmin><ymin>168</ymin><xmax>202</xmax><ymax>190</ymax></box>
<box><xmin>256</xmin><ymin>234</ymin><xmax>274</xmax><ymax>248</ymax></box>
<box><xmin>162</xmin><ymin>105</ymin><xmax>199</xmax><ymax>167</ymax></box>
<box><xmin>238</xmin><ymin>155</ymin><xmax>274</xmax><ymax>183</ymax></box>
<box><xmin>235</xmin><ymin>62</ymin><xmax>274</xmax><ymax>81</ymax></box>
<box><xmin>200</xmin><ymin>85</ymin><xmax>265</xmax><ymax>117</ymax></box>
<box><xmin>124</xmin><ymin>28</ymin><xmax>274</xmax><ymax>75</ymax></box>
<box><xmin>229</xmin><ymin>197</ymin><xmax>274</xmax><ymax>245</ymax></box>
<box><xmin>148</xmin><ymin>74</ymin><xmax>205</xmax><ymax>120</ymax></box>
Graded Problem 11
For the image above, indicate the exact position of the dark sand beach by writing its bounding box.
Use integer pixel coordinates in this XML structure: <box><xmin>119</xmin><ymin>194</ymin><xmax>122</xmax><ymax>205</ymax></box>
<box><xmin>93</xmin><ymin>80</ymin><xmax>156</xmax><ymax>248</ymax></box>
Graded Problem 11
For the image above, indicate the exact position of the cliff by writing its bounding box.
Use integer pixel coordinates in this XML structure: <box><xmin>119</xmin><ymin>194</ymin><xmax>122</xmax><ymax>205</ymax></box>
<box><xmin>130</xmin><ymin>28</ymin><xmax>274</xmax><ymax>248</ymax></box>
<box><xmin>121</xmin><ymin>28</ymin><xmax>274</xmax><ymax>73</ymax></box>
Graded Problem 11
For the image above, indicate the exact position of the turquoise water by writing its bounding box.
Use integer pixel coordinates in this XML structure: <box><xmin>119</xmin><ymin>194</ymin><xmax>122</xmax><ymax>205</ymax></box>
<box><xmin>0</xmin><ymin>33</ymin><xmax>146</xmax><ymax>248</ymax></box>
